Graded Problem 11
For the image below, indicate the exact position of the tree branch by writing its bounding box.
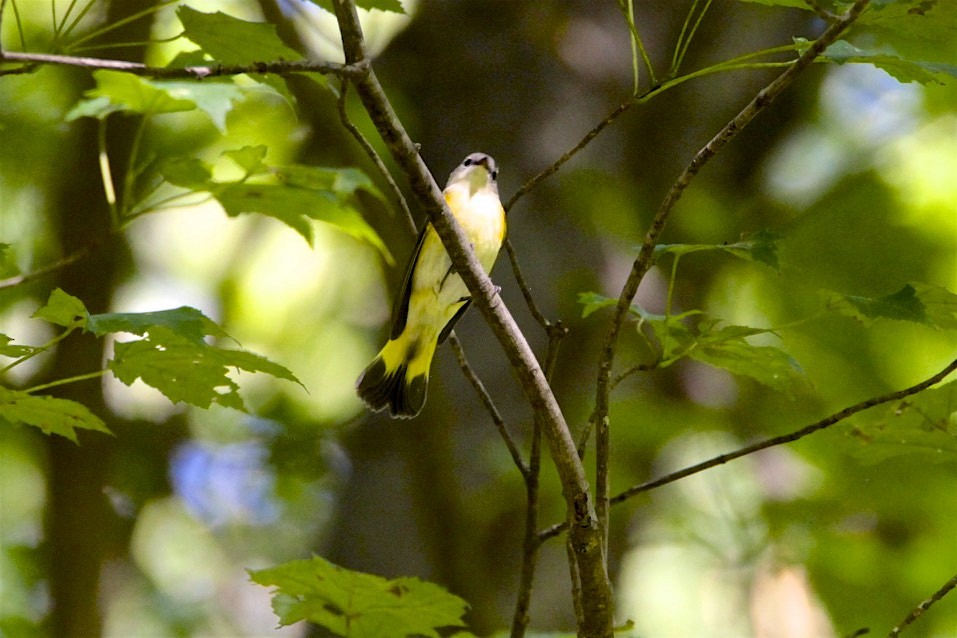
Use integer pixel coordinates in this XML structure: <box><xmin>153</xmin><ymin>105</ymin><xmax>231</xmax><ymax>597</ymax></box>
<box><xmin>539</xmin><ymin>357</ymin><xmax>957</xmax><ymax>543</ymax></box>
<box><xmin>888</xmin><ymin>572</ymin><xmax>957</xmax><ymax>637</ymax></box>
<box><xmin>0</xmin><ymin>49</ymin><xmax>368</xmax><ymax>79</ymax></box>
<box><xmin>590</xmin><ymin>0</ymin><xmax>872</xmax><ymax>554</ymax></box>
<box><xmin>329</xmin><ymin>0</ymin><xmax>613</xmax><ymax>634</ymax></box>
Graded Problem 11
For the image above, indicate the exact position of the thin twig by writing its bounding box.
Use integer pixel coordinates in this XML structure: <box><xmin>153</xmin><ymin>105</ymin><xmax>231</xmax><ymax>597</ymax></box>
<box><xmin>888</xmin><ymin>572</ymin><xmax>957</xmax><ymax>637</ymax></box>
<box><xmin>449</xmin><ymin>333</ymin><xmax>528</xmax><ymax>478</ymax></box>
<box><xmin>503</xmin><ymin>238</ymin><xmax>553</xmax><ymax>332</ymax></box>
<box><xmin>336</xmin><ymin>80</ymin><xmax>417</xmax><ymax>235</ymax></box>
<box><xmin>504</xmin><ymin>99</ymin><xmax>634</xmax><ymax>213</ymax></box>
<box><xmin>0</xmin><ymin>243</ymin><xmax>99</xmax><ymax>290</ymax></box>
<box><xmin>537</xmin><ymin>356</ymin><xmax>957</xmax><ymax>543</ymax></box>
<box><xmin>804</xmin><ymin>0</ymin><xmax>840</xmax><ymax>22</ymax></box>
<box><xmin>590</xmin><ymin>0</ymin><xmax>873</xmax><ymax>563</ymax></box>
<box><xmin>0</xmin><ymin>50</ymin><xmax>369</xmax><ymax>78</ymax></box>
<box><xmin>510</xmin><ymin>412</ymin><xmax>542</xmax><ymax>638</ymax></box>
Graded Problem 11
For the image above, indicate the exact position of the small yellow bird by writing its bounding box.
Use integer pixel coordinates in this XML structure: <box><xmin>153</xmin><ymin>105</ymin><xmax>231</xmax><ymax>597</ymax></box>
<box><xmin>356</xmin><ymin>153</ymin><xmax>506</xmax><ymax>418</ymax></box>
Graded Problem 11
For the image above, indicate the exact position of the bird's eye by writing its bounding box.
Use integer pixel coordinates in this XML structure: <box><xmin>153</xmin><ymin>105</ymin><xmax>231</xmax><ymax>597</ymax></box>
<box><xmin>463</xmin><ymin>158</ymin><xmax>473</xmax><ymax>166</ymax></box>
<box><xmin>491</xmin><ymin>170</ymin><xmax>498</xmax><ymax>180</ymax></box>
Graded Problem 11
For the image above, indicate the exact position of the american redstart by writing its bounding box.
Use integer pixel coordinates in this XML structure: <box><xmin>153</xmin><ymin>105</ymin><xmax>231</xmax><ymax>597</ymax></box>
<box><xmin>356</xmin><ymin>153</ymin><xmax>506</xmax><ymax>418</ymax></box>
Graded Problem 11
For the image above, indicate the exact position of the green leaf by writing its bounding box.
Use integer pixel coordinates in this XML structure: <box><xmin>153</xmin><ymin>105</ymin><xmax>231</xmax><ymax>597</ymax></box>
<box><xmin>224</xmin><ymin>145</ymin><xmax>269</xmax><ymax>174</ymax></box>
<box><xmin>213</xmin><ymin>181</ymin><xmax>393</xmax><ymax>263</ymax></box>
<box><xmin>85</xmin><ymin>306</ymin><xmax>231</xmax><ymax>345</ymax></box>
<box><xmin>916</xmin><ymin>284</ymin><xmax>957</xmax><ymax>330</ymax></box>
<box><xmin>0</xmin><ymin>243</ymin><xmax>18</xmax><ymax>278</ymax></box>
<box><xmin>64</xmin><ymin>95</ymin><xmax>123</xmax><ymax>121</ymax></box>
<box><xmin>159</xmin><ymin>157</ymin><xmax>213</xmax><ymax>189</ymax></box>
<box><xmin>213</xmin><ymin>183</ymin><xmax>323</xmax><ymax>244</ymax></box>
<box><xmin>688</xmin><ymin>331</ymin><xmax>807</xmax><ymax>397</ymax></box>
<box><xmin>308</xmin><ymin>0</ymin><xmax>406</xmax><ymax>14</ymax></box>
<box><xmin>177</xmin><ymin>7</ymin><xmax>302</xmax><ymax>65</ymax></box>
<box><xmin>276</xmin><ymin>164</ymin><xmax>387</xmax><ymax>204</ymax></box>
<box><xmin>578</xmin><ymin>292</ymin><xmax>618</xmax><ymax>318</ymax></box>
<box><xmin>829</xmin><ymin>283</ymin><xmax>957</xmax><ymax>329</ymax></box>
<box><xmin>108</xmin><ymin>326</ymin><xmax>301</xmax><ymax>410</ymax></box>
<box><xmin>76</xmin><ymin>70</ymin><xmax>198</xmax><ymax>117</ymax></box>
<box><xmin>249</xmin><ymin>555</ymin><xmax>468</xmax><ymax>637</ymax></box>
<box><xmin>32</xmin><ymin>289</ymin><xmax>88</xmax><ymax>328</ymax></box>
<box><xmin>827</xmin><ymin>283</ymin><xmax>935</xmax><ymax>326</ymax></box>
<box><xmin>800</xmin><ymin>38</ymin><xmax>957</xmax><ymax>84</ymax></box>
<box><xmin>654</xmin><ymin>229</ymin><xmax>781</xmax><ymax>271</ymax></box>
<box><xmin>0</xmin><ymin>334</ymin><xmax>37</xmax><ymax>358</ymax></box>
<box><xmin>0</xmin><ymin>387</ymin><xmax>111</xmax><ymax>443</ymax></box>
<box><xmin>857</xmin><ymin>0</ymin><xmax>957</xmax><ymax>63</ymax></box>
<box><xmin>846</xmin><ymin>380</ymin><xmax>957</xmax><ymax>464</ymax></box>
<box><xmin>142</xmin><ymin>80</ymin><xmax>245</xmax><ymax>132</ymax></box>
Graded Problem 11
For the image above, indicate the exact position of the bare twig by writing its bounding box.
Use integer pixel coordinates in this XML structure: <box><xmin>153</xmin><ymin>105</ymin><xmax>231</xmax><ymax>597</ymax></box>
<box><xmin>535</xmin><ymin>357</ymin><xmax>957</xmax><ymax>543</ymax></box>
<box><xmin>0</xmin><ymin>242</ymin><xmax>100</xmax><ymax>290</ymax></box>
<box><xmin>804</xmin><ymin>0</ymin><xmax>840</xmax><ymax>22</ymax></box>
<box><xmin>888</xmin><ymin>572</ymin><xmax>957</xmax><ymax>637</ymax></box>
<box><xmin>330</xmin><ymin>2</ymin><xmax>613</xmax><ymax>634</ymax></box>
<box><xmin>336</xmin><ymin>80</ymin><xmax>417</xmax><ymax>235</ymax></box>
<box><xmin>503</xmin><ymin>238</ymin><xmax>553</xmax><ymax>333</ymax></box>
<box><xmin>449</xmin><ymin>333</ymin><xmax>528</xmax><ymax>478</ymax></box>
<box><xmin>0</xmin><ymin>50</ymin><xmax>368</xmax><ymax>78</ymax></box>
<box><xmin>590</xmin><ymin>0</ymin><xmax>873</xmax><ymax>558</ymax></box>
<box><xmin>510</xmin><ymin>411</ymin><xmax>542</xmax><ymax>638</ymax></box>
<box><xmin>504</xmin><ymin>100</ymin><xmax>634</xmax><ymax>213</ymax></box>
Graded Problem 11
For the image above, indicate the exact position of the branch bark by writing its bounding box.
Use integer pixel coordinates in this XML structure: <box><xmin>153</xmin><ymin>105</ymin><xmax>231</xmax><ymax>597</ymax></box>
<box><xmin>329</xmin><ymin>0</ymin><xmax>613</xmax><ymax>634</ymax></box>
<box><xmin>0</xmin><ymin>49</ymin><xmax>367</xmax><ymax>78</ymax></box>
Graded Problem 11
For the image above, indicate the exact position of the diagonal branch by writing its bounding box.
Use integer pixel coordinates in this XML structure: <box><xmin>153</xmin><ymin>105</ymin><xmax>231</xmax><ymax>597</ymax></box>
<box><xmin>590</xmin><ymin>0</ymin><xmax>873</xmax><ymax>551</ymax></box>
<box><xmin>538</xmin><ymin>357</ymin><xmax>956</xmax><ymax>543</ymax></box>
<box><xmin>888</xmin><ymin>571</ymin><xmax>957</xmax><ymax>637</ymax></box>
<box><xmin>330</xmin><ymin>1</ymin><xmax>613</xmax><ymax>634</ymax></box>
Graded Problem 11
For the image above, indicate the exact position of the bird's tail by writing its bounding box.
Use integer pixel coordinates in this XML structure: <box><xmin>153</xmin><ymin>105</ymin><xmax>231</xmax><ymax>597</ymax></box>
<box><xmin>355</xmin><ymin>336</ymin><xmax>433</xmax><ymax>418</ymax></box>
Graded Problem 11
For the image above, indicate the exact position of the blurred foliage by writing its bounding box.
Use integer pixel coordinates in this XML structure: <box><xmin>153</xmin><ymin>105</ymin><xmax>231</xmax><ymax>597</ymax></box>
<box><xmin>1</xmin><ymin>0</ymin><xmax>956</xmax><ymax>637</ymax></box>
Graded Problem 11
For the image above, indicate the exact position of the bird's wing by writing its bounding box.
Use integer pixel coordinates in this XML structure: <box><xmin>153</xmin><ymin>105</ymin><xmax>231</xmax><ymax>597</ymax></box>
<box><xmin>390</xmin><ymin>223</ymin><xmax>430</xmax><ymax>340</ymax></box>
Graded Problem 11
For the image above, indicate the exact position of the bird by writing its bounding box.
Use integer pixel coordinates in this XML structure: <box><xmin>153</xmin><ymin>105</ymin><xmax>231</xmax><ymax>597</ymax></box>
<box><xmin>356</xmin><ymin>152</ymin><xmax>506</xmax><ymax>418</ymax></box>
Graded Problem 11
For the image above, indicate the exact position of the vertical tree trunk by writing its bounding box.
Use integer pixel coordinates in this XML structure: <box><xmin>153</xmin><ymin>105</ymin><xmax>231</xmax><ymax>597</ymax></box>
<box><xmin>44</xmin><ymin>2</ymin><xmax>156</xmax><ymax>634</ymax></box>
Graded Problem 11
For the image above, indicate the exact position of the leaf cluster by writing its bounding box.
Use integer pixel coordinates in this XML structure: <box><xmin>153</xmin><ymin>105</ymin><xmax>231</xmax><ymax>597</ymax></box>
<box><xmin>1</xmin><ymin>289</ymin><xmax>301</xmax><ymax>442</ymax></box>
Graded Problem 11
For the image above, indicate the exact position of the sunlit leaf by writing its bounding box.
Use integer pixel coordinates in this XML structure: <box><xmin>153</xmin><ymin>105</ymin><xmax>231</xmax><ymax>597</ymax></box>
<box><xmin>688</xmin><ymin>333</ymin><xmax>806</xmax><ymax>397</ymax></box>
<box><xmin>159</xmin><ymin>157</ymin><xmax>213</xmax><ymax>189</ymax></box>
<box><xmin>177</xmin><ymin>7</ymin><xmax>302</xmax><ymax>65</ymax></box>
<box><xmin>31</xmin><ymin>289</ymin><xmax>87</xmax><ymax>328</ymax></box>
<box><xmin>798</xmin><ymin>38</ymin><xmax>957</xmax><ymax>84</ymax></box>
<box><xmin>857</xmin><ymin>0</ymin><xmax>957</xmax><ymax>63</ymax></box>
<box><xmin>213</xmin><ymin>181</ymin><xmax>393</xmax><ymax>263</ymax></box>
<box><xmin>0</xmin><ymin>334</ymin><xmax>38</xmax><ymax>358</ymax></box>
<box><xmin>144</xmin><ymin>80</ymin><xmax>245</xmax><ymax>132</ymax></box>
<box><xmin>0</xmin><ymin>387</ymin><xmax>111</xmax><ymax>443</ymax></box>
<box><xmin>846</xmin><ymin>380</ymin><xmax>957</xmax><ymax>464</ymax></box>
<box><xmin>276</xmin><ymin>164</ymin><xmax>387</xmax><ymax>204</ymax></box>
<box><xmin>85</xmin><ymin>306</ymin><xmax>230</xmax><ymax>345</ymax></box>
<box><xmin>0</xmin><ymin>243</ymin><xmax>18</xmax><ymax>278</ymax></box>
<box><xmin>109</xmin><ymin>326</ymin><xmax>301</xmax><ymax>411</ymax></box>
<box><xmin>73</xmin><ymin>70</ymin><xmax>198</xmax><ymax>117</ymax></box>
<box><xmin>825</xmin><ymin>283</ymin><xmax>957</xmax><ymax>328</ymax></box>
<box><xmin>224</xmin><ymin>145</ymin><xmax>269</xmax><ymax>174</ymax></box>
<box><xmin>578</xmin><ymin>292</ymin><xmax>618</xmax><ymax>318</ymax></box>
<box><xmin>64</xmin><ymin>95</ymin><xmax>123</xmax><ymax>121</ymax></box>
<box><xmin>654</xmin><ymin>229</ymin><xmax>781</xmax><ymax>271</ymax></box>
<box><xmin>249</xmin><ymin>555</ymin><xmax>468</xmax><ymax>637</ymax></box>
